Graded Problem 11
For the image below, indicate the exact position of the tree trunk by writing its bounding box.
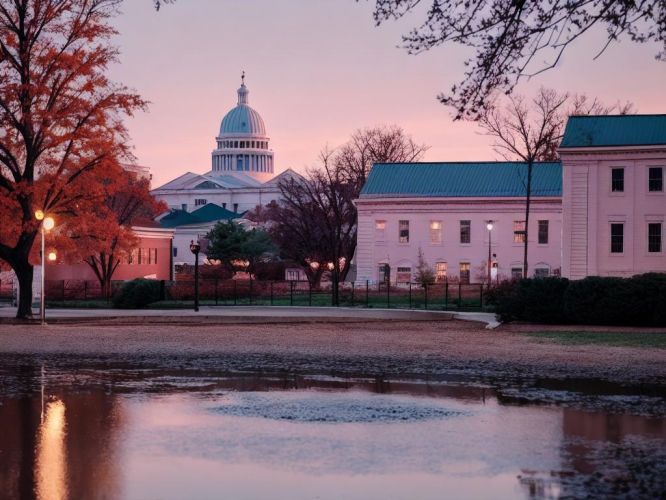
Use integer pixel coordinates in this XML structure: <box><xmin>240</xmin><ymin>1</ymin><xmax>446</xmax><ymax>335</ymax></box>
<box><xmin>15</xmin><ymin>261</ymin><xmax>34</xmax><ymax>320</ymax></box>
<box><xmin>523</xmin><ymin>161</ymin><xmax>533</xmax><ymax>278</ymax></box>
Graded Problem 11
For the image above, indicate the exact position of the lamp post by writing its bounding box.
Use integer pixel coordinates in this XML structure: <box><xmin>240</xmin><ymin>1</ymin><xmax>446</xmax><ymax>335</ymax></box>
<box><xmin>35</xmin><ymin>210</ymin><xmax>55</xmax><ymax>325</ymax></box>
<box><xmin>189</xmin><ymin>239</ymin><xmax>201</xmax><ymax>312</ymax></box>
<box><xmin>486</xmin><ymin>221</ymin><xmax>494</xmax><ymax>289</ymax></box>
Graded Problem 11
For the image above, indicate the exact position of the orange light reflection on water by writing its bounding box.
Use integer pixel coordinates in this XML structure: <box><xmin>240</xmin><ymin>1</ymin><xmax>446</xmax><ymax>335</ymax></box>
<box><xmin>35</xmin><ymin>399</ymin><xmax>68</xmax><ymax>500</ymax></box>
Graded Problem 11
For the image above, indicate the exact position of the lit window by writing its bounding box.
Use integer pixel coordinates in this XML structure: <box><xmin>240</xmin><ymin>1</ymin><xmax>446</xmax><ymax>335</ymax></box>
<box><xmin>286</xmin><ymin>270</ymin><xmax>299</xmax><ymax>280</ymax></box>
<box><xmin>459</xmin><ymin>262</ymin><xmax>470</xmax><ymax>284</ymax></box>
<box><xmin>396</xmin><ymin>266</ymin><xmax>411</xmax><ymax>283</ymax></box>
<box><xmin>460</xmin><ymin>220</ymin><xmax>471</xmax><ymax>244</ymax></box>
<box><xmin>611</xmin><ymin>168</ymin><xmax>625</xmax><ymax>192</ymax></box>
<box><xmin>538</xmin><ymin>220</ymin><xmax>549</xmax><ymax>244</ymax></box>
<box><xmin>375</xmin><ymin>220</ymin><xmax>386</xmax><ymax>240</ymax></box>
<box><xmin>399</xmin><ymin>220</ymin><xmax>409</xmax><ymax>243</ymax></box>
<box><xmin>611</xmin><ymin>223</ymin><xmax>624</xmax><ymax>253</ymax></box>
<box><xmin>430</xmin><ymin>221</ymin><xmax>442</xmax><ymax>244</ymax></box>
<box><xmin>648</xmin><ymin>223</ymin><xmax>662</xmax><ymax>253</ymax></box>
<box><xmin>513</xmin><ymin>221</ymin><xmax>526</xmax><ymax>243</ymax></box>
<box><xmin>649</xmin><ymin>167</ymin><xmax>663</xmax><ymax>192</ymax></box>
<box><xmin>435</xmin><ymin>262</ymin><xmax>447</xmax><ymax>282</ymax></box>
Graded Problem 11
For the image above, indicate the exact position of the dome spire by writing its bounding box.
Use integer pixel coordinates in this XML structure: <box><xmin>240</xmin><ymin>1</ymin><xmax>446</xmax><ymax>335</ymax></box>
<box><xmin>237</xmin><ymin>71</ymin><xmax>249</xmax><ymax>105</ymax></box>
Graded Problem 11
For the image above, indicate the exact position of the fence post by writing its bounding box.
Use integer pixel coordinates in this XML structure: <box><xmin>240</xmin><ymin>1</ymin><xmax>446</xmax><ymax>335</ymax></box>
<box><xmin>249</xmin><ymin>276</ymin><xmax>253</xmax><ymax>305</ymax></box>
<box><xmin>351</xmin><ymin>282</ymin><xmax>355</xmax><ymax>307</ymax></box>
<box><xmin>366</xmin><ymin>280</ymin><xmax>369</xmax><ymax>307</ymax></box>
<box><xmin>270</xmin><ymin>281</ymin><xmax>274</xmax><ymax>306</ymax></box>
<box><xmin>234</xmin><ymin>280</ymin><xmax>237</xmax><ymax>305</ymax></box>
<box><xmin>479</xmin><ymin>285</ymin><xmax>483</xmax><ymax>309</ymax></box>
<box><xmin>386</xmin><ymin>281</ymin><xmax>390</xmax><ymax>309</ymax></box>
<box><xmin>425</xmin><ymin>283</ymin><xmax>428</xmax><ymax>310</ymax></box>
<box><xmin>408</xmin><ymin>282</ymin><xmax>412</xmax><ymax>309</ymax></box>
<box><xmin>290</xmin><ymin>281</ymin><xmax>294</xmax><ymax>306</ymax></box>
<box><xmin>458</xmin><ymin>282</ymin><xmax>462</xmax><ymax>308</ymax></box>
<box><xmin>309</xmin><ymin>282</ymin><xmax>312</xmax><ymax>306</ymax></box>
<box><xmin>215</xmin><ymin>279</ymin><xmax>219</xmax><ymax>305</ymax></box>
<box><xmin>83</xmin><ymin>281</ymin><xmax>87</xmax><ymax>301</ymax></box>
<box><xmin>62</xmin><ymin>280</ymin><xmax>65</xmax><ymax>301</ymax></box>
<box><xmin>445</xmin><ymin>282</ymin><xmax>449</xmax><ymax>309</ymax></box>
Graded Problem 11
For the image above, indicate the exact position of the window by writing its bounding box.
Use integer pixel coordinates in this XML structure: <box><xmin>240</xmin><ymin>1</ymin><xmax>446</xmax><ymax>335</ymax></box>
<box><xmin>534</xmin><ymin>268</ymin><xmax>549</xmax><ymax>278</ymax></box>
<box><xmin>513</xmin><ymin>221</ymin><xmax>526</xmax><ymax>243</ymax></box>
<box><xmin>538</xmin><ymin>220</ymin><xmax>549</xmax><ymax>244</ymax></box>
<box><xmin>286</xmin><ymin>270</ymin><xmax>299</xmax><ymax>280</ymax></box>
<box><xmin>173</xmin><ymin>247</ymin><xmax>178</xmax><ymax>257</ymax></box>
<box><xmin>222</xmin><ymin>203</ymin><xmax>227</xmax><ymax>209</ymax></box>
<box><xmin>399</xmin><ymin>220</ymin><xmax>409</xmax><ymax>243</ymax></box>
<box><xmin>237</xmin><ymin>157</ymin><xmax>243</xmax><ymax>171</ymax></box>
<box><xmin>511</xmin><ymin>267</ymin><xmax>523</xmax><ymax>280</ymax></box>
<box><xmin>181</xmin><ymin>203</ymin><xmax>187</xmax><ymax>211</ymax></box>
<box><xmin>459</xmin><ymin>263</ymin><xmax>470</xmax><ymax>284</ymax></box>
<box><xmin>233</xmin><ymin>203</ymin><xmax>239</xmax><ymax>213</ymax></box>
<box><xmin>378</xmin><ymin>264</ymin><xmax>390</xmax><ymax>283</ymax></box>
<box><xmin>194</xmin><ymin>198</ymin><xmax>207</xmax><ymax>207</ymax></box>
<box><xmin>149</xmin><ymin>248</ymin><xmax>157</xmax><ymax>265</ymax></box>
<box><xmin>611</xmin><ymin>168</ymin><xmax>625</xmax><ymax>192</ymax></box>
<box><xmin>649</xmin><ymin>167</ymin><xmax>663</xmax><ymax>192</ymax></box>
<box><xmin>430</xmin><ymin>221</ymin><xmax>442</xmax><ymax>244</ymax></box>
<box><xmin>435</xmin><ymin>262</ymin><xmax>447</xmax><ymax>282</ymax></box>
<box><xmin>648</xmin><ymin>223</ymin><xmax>662</xmax><ymax>253</ymax></box>
<box><xmin>611</xmin><ymin>223</ymin><xmax>624</xmax><ymax>253</ymax></box>
<box><xmin>396</xmin><ymin>266</ymin><xmax>412</xmax><ymax>283</ymax></box>
<box><xmin>460</xmin><ymin>220</ymin><xmax>471</xmax><ymax>244</ymax></box>
<box><xmin>375</xmin><ymin>220</ymin><xmax>386</xmax><ymax>240</ymax></box>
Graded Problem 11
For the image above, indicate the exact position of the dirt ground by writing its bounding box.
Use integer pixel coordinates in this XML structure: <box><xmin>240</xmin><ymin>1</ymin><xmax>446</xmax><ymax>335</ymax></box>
<box><xmin>0</xmin><ymin>319</ymin><xmax>664</xmax><ymax>385</ymax></box>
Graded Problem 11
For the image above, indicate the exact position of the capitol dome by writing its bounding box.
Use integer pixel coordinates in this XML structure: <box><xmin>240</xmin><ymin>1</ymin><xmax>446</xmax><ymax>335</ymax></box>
<box><xmin>211</xmin><ymin>73</ymin><xmax>274</xmax><ymax>179</ymax></box>
<box><xmin>219</xmin><ymin>80</ymin><xmax>266</xmax><ymax>136</ymax></box>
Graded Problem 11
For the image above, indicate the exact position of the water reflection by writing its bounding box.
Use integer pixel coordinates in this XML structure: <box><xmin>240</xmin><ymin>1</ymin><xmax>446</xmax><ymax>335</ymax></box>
<box><xmin>0</xmin><ymin>367</ymin><xmax>663</xmax><ymax>499</ymax></box>
<box><xmin>36</xmin><ymin>399</ymin><xmax>67</xmax><ymax>500</ymax></box>
<box><xmin>0</xmin><ymin>366</ymin><xmax>123</xmax><ymax>499</ymax></box>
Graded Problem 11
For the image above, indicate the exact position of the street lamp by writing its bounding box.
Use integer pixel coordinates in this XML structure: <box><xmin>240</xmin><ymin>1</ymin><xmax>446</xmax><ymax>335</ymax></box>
<box><xmin>35</xmin><ymin>211</ymin><xmax>56</xmax><ymax>325</ymax></box>
<box><xmin>486</xmin><ymin>221</ymin><xmax>494</xmax><ymax>288</ymax></box>
<box><xmin>189</xmin><ymin>239</ymin><xmax>201</xmax><ymax>312</ymax></box>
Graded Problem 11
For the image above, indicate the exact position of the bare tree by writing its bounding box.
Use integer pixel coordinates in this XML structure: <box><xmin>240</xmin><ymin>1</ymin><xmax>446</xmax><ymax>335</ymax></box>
<box><xmin>367</xmin><ymin>1</ymin><xmax>664</xmax><ymax>119</ymax></box>
<box><xmin>481</xmin><ymin>88</ymin><xmax>634</xmax><ymax>277</ymax></box>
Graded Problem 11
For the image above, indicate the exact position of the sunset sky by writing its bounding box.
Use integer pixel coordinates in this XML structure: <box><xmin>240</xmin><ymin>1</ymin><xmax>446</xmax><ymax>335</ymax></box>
<box><xmin>111</xmin><ymin>1</ymin><xmax>666</xmax><ymax>188</ymax></box>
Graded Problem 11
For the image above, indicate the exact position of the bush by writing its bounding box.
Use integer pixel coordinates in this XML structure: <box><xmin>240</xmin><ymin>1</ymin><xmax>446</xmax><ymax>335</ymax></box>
<box><xmin>490</xmin><ymin>273</ymin><xmax>666</xmax><ymax>326</ymax></box>
<box><xmin>112</xmin><ymin>279</ymin><xmax>162</xmax><ymax>309</ymax></box>
<box><xmin>489</xmin><ymin>277</ymin><xmax>569</xmax><ymax>323</ymax></box>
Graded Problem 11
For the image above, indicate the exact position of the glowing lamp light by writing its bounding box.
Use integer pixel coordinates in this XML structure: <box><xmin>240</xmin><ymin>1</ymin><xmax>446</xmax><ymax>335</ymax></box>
<box><xmin>486</xmin><ymin>222</ymin><xmax>494</xmax><ymax>231</ymax></box>
<box><xmin>43</xmin><ymin>217</ymin><xmax>55</xmax><ymax>231</ymax></box>
<box><xmin>35</xmin><ymin>210</ymin><xmax>45</xmax><ymax>221</ymax></box>
<box><xmin>327</xmin><ymin>262</ymin><xmax>334</xmax><ymax>271</ymax></box>
<box><xmin>309</xmin><ymin>261</ymin><xmax>320</xmax><ymax>270</ymax></box>
<box><xmin>47</xmin><ymin>251</ymin><xmax>57</xmax><ymax>262</ymax></box>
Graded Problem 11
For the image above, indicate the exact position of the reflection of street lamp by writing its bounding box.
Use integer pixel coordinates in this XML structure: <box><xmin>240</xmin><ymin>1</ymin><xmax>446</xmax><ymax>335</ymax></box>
<box><xmin>189</xmin><ymin>240</ymin><xmax>201</xmax><ymax>312</ymax></box>
<box><xmin>486</xmin><ymin>221</ymin><xmax>494</xmax><ymax>288</ymax></box>
<box><xmin>35</xmin><ymin>211</ymin><xmax>56</xmax><ymax>325</ymax></box>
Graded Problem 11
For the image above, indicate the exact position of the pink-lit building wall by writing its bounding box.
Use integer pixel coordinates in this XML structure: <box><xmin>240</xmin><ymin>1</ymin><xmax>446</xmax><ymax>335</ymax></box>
<box><xmin>355</xmin><ymin>197</ymin><xmax>562</xmax><ymax>284</ymax></box>
<box><xmin>561</xmin><ymin>147</ymin><xmax>666</xmax><ymax>278</ymax></box>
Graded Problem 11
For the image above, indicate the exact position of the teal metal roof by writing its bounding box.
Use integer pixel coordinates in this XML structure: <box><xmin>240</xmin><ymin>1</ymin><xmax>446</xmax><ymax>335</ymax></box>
<box><xmin>159</xmin><ymin>204</ymin><xmax>239</xmax><ymax>228</ymax></box>
<box><xmin>560</xmin><ymin>114</ymin><xmax>666</xmax><ymax>148</ymax></box>
<box><xmin>190</xmin><ymin>203</ymin><xmax>239</xmax><ymax>222</ymax></box>
<box><xmin>359</xmin><ymin>162</ymin><xmax>562</xmax><ymax>198</ymax></box>
<box><xmin>220</xmin><ymin>104</ymin><xmax>266</xmax><ymax>136</ymax></box>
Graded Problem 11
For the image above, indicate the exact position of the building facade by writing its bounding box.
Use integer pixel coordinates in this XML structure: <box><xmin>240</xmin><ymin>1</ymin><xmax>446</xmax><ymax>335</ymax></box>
<box><xmin>355</xmin><ymin>115</ymin><xmax>666</xmax><ymax>284</ymax></box>
<box><xmin>355</xmin><ymin>162</ymin><xmax>563</xmax><ymax>284</ymax></box>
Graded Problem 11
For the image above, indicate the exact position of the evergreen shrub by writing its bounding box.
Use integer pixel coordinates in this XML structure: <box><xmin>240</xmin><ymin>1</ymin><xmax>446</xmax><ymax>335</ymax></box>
<box><xmin>112</xmin><ymin>279</ymin><xmax>161</xmax><ymax>309</ymax></box>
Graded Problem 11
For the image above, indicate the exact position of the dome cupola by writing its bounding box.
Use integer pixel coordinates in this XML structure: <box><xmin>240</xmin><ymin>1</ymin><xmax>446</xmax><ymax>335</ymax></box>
<box><xmin>219</xmin><ymin>71</ymin><xmax>266</xmax><ymax>136</ymax></box>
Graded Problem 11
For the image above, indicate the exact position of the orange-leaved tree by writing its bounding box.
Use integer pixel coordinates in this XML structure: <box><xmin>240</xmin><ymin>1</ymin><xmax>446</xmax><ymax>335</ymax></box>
<box><xmin>0</xmin><ymin>1</ymin><xmax>145</xmax><ymax>318</ymax></box>
<box><xmin>55</xmin><ymin>165</ymin><xmax>166</xmax><ymax>299</ymax></box>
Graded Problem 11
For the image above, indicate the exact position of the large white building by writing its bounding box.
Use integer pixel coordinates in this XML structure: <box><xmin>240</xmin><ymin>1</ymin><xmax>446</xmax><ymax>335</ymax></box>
<box><xmin>152</xmin><ymin>73</ymin><xmax>296</xmax><ymax>214</ymax></box>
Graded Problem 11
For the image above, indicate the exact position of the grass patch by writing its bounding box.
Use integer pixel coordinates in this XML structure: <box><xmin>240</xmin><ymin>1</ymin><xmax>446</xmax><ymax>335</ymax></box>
<box><xmin>525</xmin><ymin>331</ymin><xmax>666</xmax><ymax>349</ymax></box>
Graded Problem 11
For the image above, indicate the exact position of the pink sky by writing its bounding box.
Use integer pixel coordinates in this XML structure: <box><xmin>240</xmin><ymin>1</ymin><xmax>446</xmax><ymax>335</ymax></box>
<box><xmin>110</xmin><ymin>1</ymin><xmax>666</xmax><ymax>188</ymax></box>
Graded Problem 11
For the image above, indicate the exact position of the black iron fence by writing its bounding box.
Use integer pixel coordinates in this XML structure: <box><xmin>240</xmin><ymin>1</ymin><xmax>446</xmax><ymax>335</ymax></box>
<box><xmin>43</xmin><ymin>279</ymin><xmax>489</xmax><ymax>310</ymax></box>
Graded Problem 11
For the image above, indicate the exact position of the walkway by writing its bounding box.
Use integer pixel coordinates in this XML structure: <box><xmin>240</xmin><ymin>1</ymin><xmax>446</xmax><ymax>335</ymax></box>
<box><xmin>0</xmin><ymin>305</ymin><xmax>499</xmax><ymax>327</ymax></box>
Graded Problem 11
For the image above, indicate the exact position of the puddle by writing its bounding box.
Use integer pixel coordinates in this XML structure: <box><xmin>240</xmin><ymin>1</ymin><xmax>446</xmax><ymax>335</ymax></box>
<box><xmin>0</xmin><ymin>365</ymin><xmax>664</xmax><ymax>499</ymax></box>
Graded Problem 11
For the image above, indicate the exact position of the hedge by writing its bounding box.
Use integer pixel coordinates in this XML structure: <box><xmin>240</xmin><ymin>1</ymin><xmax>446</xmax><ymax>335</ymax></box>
<box><xmin>112</xmin><ymin>279</ymin><xmax>162</xmax><ymax>309</ymax></box>
<box><xmin>488</xmin><ymin>273</ymin><xmax>666</xmax><ymax>326</ymax></box>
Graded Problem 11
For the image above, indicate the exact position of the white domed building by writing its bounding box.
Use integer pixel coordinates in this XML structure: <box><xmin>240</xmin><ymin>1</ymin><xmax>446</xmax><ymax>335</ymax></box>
<box><xmin>151</xmin><ymin>74</ymin><xmax>298</xmax><ymax>264</ymax></box>
<box><xmin>152</xmin><ymin>73</ymin><xmax>296</xmax><ymax>215</ymax></box>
